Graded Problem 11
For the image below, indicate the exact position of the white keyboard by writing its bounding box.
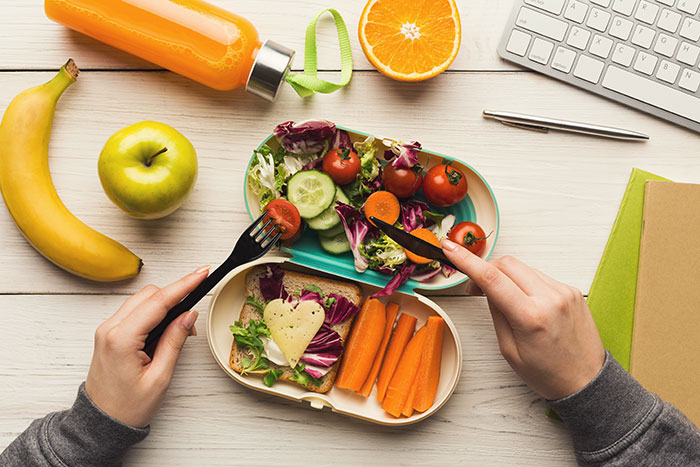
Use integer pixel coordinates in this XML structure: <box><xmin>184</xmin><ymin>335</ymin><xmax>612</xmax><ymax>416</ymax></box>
<box><xmin>498</xmin><ymin>0</ymin><xmax>700</xmax><ymax>132</ymax></box>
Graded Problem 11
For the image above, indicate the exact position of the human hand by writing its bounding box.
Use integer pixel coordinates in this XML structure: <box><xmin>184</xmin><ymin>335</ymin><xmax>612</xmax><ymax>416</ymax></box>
<box><xmin>441</xmin><ymin>240</ymin><xmax>605</xmax><ymax>400</ymax></box>
<box><xmin>85</xmin><ymin>266</ymin><xmax>210</xmax><ymax>428</ymax></box>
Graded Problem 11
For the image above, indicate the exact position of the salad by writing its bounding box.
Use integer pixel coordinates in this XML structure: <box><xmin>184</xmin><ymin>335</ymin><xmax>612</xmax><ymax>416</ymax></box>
<box><xmin>248</xmin><ymin>120</ymin><xmax>489</xmax><ymax>297</ymax></box>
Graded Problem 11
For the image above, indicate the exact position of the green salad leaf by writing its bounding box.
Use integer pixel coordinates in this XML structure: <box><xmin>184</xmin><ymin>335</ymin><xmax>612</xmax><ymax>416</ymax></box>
<box><xmin>263</xmin><ymin>369</ymin><xmax>283</xmax><ymax>387</ymax></box>
<box><xmin>245</xmin><ymin>296</ymin><xmax>265</xmax><ymax>312</ymax></box>
<box><xmin>362</xmin><ymin>233</ymin><xmax>408</xmax><ymax>272</ymax></box>
<box><xmin>289</xmin><ymin>362</ymin><xmax>323</xmax><ymax>387</ymax></box>
<box><xmin>230</xmin><ymin>320</ymin><xmax>272</xmax><ymax>376</ymax></box>
<box><xmin>248</xmin><ymin>145</ymin><xmax>290</xmax><ymax>209</ymax></box>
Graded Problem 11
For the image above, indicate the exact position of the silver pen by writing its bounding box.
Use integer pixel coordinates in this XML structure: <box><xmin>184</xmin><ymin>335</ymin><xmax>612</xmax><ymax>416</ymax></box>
<box><xmin>483</xmin><ymin>110</ymin><xmax>649</xmax><ymax>141</ymax></box>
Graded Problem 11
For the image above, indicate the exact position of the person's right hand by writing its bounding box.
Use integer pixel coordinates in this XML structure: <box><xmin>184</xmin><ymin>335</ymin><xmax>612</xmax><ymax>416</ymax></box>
<box><xmin>441</xmin><ymin>239</ymin><xmax>605</xmax><ymax>401</ymax></box>
<box><xmin>85</xmin><ymin>266</ymin><xmax>209</xmax><ymax>428</ymax></box>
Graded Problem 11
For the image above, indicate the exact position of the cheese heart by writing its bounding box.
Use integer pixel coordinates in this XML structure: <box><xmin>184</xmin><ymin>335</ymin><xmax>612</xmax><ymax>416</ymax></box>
<box><xmin>263</xmin><ymin>299</ymin><xmax>325</xmax><ymax>368</ymax></box>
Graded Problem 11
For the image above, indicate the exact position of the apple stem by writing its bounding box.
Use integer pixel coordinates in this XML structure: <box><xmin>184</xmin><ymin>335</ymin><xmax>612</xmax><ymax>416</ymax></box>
<box><xmin>145</xmin><ymin>147</ymin><xmax>168</xmax><ymax>167</ymax></box>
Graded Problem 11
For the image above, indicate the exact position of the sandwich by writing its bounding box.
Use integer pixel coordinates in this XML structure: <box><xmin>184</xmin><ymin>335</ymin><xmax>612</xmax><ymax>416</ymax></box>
<box><xmin>229</xmin><ymin>264</ymin><xmax>363</xmax><ymax>393</ymax></box>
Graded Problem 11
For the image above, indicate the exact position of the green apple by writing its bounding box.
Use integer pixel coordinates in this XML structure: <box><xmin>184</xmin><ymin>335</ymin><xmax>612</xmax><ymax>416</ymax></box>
<box><xmin>98</xmin><ymin>121</ymin><xmax>198</xmax><ymax>220</ymax></box>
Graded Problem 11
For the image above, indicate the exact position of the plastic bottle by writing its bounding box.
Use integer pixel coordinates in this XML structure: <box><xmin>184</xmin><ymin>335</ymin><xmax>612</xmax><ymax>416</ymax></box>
<box><xmin>45</xmin><ymin>0</ymin><xmax>295</xmax><ymax>100</ymax></box>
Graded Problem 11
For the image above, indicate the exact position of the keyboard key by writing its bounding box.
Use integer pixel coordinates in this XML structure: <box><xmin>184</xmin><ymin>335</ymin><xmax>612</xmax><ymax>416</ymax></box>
<box><xmin>657</xmin><ymin>59</ymin><xmax>680</xmax><ymax>82</ymax></box>
<box><xmin>574</xmin><ymin>55</ymin><xmax>605</xmax><ymax>82</ymax></box>
<box><xmin>506</xmin><ymin>30</ymin><xmax>532</xmax><ymax>56</ymax></box>
<box><xmin>610</xmin><ymin>16</ymin><xmax>634</xmax><ymax>39</ymax></box>
<box><xmin>587</xmin><ymin>8</ymin><xmax>612</xmax><ymax>31</ymax></box>
<box><xmin>635</xmin><ymin>0</ymin><xmax>660</xmax><ymax>23</ymax></box>
<box><xmin>677</xmin><ymin>42</ymin><xmax>700</xmax><ymax>66</ymax></box>
<box><xmin>656</xmin><ymin>0</ymin><xmax>675</xmax><ymax>4</ymax></box>
<box><xmin>612</xmin><ymin>43</ymin><xmax>637</xmax><ymax>66</ymax></box>
<box><xmin>602</xmin><ymin>65</ymin><xmax>700</xmax><ymax>123</ymax></box>
<box><xmin>529</xmin><ymin>37</ymin><xmax>555</xmax><ymax>64</ymax></box>
<box><xmin>680</xmin><ymin>17</ymin><xmax>700</xmax><ymax>42</ymax></box>
<box><xmin>516</xmin><ymin>7</ymin><xmax>569</xmax><ymax>41</ymax></box>
<box><xmin>552</xmin><ymin>46</ymin><xmax>577</xmax><ymax>72</ymax></box>
<box><xmin>634</xmin><ymin>50</ymin><xmax>659</xmax><ymax>74</ymax></box>
<box><xmin>657</xmin><ymin>8</ymin><xmax>682</xmax><ymax>33</ymax></box>
<box><xmin>590</xmin><ymin>0</ymin><xmax>611</xmax><ymax>6</ymax></box>
<box><xmin>525</xmin><ymin>0</ymin><xmax>566</xmax><ymax>14</ymax></box>
<box><xmin>612</xmin><ymin>0</ymin><xmax>637</xmax><ymax>15</ymax></box>
<box><xmin>564</xmin><ymin>0</ymin><xmax>589</xmax><ymax>23</ymax></box>
<box><xmin>653</xmin><ymin>33</ymin><xmax>678</xmax><ymax>57</ymax></box>
<box><xmin>679</xmin><ymin>68</ymin><xmax>700</xmax><ymax>92</ymax></box>
<box><xmin>678</xmin><ymin>0</ymin><xmax>700</xmax><ymax>14</ymax></box>
<box><xmin>590</xmin><ymin>34</ymin><xmax>614</xmax><ymax>58</ymax></box>
<box><xmin>567</xmin><ymin>26</ymin><xmax>591</xmax><ymax>49</ymax></box>
<box><xmin>632</xmin><ymin>24</ymin><xmax>656</xmax><ymax>48</ymax></box>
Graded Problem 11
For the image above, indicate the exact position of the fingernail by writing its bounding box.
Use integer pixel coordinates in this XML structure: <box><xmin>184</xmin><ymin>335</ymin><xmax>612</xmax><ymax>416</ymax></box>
<box><xmin>182</xmin><ymin>310</ymin><xmax>199</xmax><ymax>330</ymax></box>
<box><xmin>441</xmin><ymin>239</ymin><xmax>458</xmax><ymax>252</ymax></box>
<box><xmin>194</xmin><ymin>265</ymin><xmax>210</xmax><ymax>275</ymax></box>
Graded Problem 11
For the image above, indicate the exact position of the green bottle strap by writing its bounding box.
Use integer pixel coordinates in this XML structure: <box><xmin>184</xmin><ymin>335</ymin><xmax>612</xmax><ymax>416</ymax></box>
<box><xmin>285</xmin><ymin>8</ymin><xmax>353</xmax><ymax>98</ymax></box>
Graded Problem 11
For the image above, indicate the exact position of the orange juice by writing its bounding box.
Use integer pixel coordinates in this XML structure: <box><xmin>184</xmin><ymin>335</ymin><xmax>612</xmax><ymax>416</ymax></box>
<box><xmin>45</xmin><ymin>0</ymin><xmax>294</xmax><ymax>99</ymax></box>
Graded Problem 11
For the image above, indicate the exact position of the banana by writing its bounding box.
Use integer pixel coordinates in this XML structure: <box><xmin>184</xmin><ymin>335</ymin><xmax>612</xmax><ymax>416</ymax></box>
<box><xmin>0</xmin><ymin>59</ymin><xmax>142</xmax><ymax>282</ymax></box>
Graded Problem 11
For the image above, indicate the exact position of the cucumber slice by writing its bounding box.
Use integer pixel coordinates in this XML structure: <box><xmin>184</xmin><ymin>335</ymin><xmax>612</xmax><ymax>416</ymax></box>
<box><xmin>317</xmin><ymin>222</ymin><xmax>345</xmax><ymax>238</ymax></box>
<box><xmin>319</xmin><ymin>232</ymin><xmax>351</xmax><ymax>255</ymax></box>
<box><xmin>287</xmin><ymin>170</ymin><xmax>336</xmax><ymax>219</ymax></box>
<box><xmin>307</xmin><ymin>188</ymin><xmax>350</xmax><ymax>231</ymax></box>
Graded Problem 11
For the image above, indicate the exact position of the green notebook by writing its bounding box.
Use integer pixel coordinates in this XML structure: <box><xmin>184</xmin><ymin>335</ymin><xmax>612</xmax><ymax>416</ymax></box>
<box><xmin>547</xmin><ymin>168</ymin><xmax>668</xmax><ymax>421</ymax></box>
<box><xmin>587</xmin><ymin>168</ymin><xmax>668</xmax><ymax>370</ymax></box>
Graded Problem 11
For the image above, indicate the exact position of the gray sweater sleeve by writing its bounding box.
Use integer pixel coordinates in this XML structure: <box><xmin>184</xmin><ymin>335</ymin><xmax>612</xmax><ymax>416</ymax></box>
<box><xmin>0</xmin><ymin>382</ymin><xmax>149</xmax><ymax>467</ymax></box>
<box><xmin>549</xmin><ymin>351</ymin><xmax>700</xmax><ymax>466</ymax></box>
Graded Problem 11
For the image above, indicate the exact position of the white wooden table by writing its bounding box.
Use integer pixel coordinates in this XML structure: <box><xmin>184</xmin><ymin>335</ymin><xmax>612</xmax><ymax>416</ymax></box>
<box><xmin>2</xmin><ymin>1</ymin><xmax>700</xmax><ymax>465</ymax></box>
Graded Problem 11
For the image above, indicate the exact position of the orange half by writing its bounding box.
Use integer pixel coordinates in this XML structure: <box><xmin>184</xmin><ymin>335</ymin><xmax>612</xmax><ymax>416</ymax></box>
<box><xmin>359</xmin><ymin>0</ymin><xmax>461</xmax><ymax>81</ymax></box>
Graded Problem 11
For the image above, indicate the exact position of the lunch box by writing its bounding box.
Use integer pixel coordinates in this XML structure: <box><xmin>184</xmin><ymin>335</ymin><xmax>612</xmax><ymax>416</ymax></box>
<box><xmin>207</xmin><ymin>125</ymin><xmax>500</xmax><ymax>425</ymax></box>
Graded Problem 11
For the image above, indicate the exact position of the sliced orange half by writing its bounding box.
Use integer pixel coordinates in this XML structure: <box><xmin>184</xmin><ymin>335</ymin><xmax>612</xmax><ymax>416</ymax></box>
<box><xmin>359</xmin><ymin>0</ymin><xmax>461</xmax><ymax>82</ymax></box>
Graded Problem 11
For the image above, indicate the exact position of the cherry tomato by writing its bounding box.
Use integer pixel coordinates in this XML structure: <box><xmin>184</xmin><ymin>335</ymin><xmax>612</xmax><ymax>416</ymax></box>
<box><xmin>264</xmin><ymin>199</ymin><xmax>301</xmax><ymax>240</ymax></box>
<box><xmin>381</xmin><ymin>164</ymin><xmax>423</xmax><ymax>198</ymax></box>
<box><xmin>448</xmin><ymin>221</ymin><xmax>489</xmax><ymax>256</ymax></box>
<box><xmin>322</xmin><ymin>148</ymin><xmax>361</xmax><ymax>185</ymax></box>
<box><xmin>422</xmin><ymin>162</ymin><xmax>468</xmax><ymax>207</ymax></box>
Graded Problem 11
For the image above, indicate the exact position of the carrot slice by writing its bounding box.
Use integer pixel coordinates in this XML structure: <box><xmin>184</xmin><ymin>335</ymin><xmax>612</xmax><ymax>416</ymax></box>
<box><xmin>382</xmin><ymin>326</ymin><xmax>427</xmax><ymax>417</ymax></box>
<box><xmin>364</xmin><ymin>191</ymin><xmax>400</xmax><ymax>227</ymax></box>
<box><xmin>404</xmin><ymin>228</ymin><xmax>440</xmax><ymax>264</ymax></box>
<box><xmin>376</xmin><ymin>313</ymin><xmax>417</xmax><ymax>402</ymax></box>
<box><xmin>413</xmin><ymin>316</ymin><xmax>446</xmax><ymax>413</ymax></box>
<box><xmin>358</xmin><ymin>302</ymin><xmax>401</xmax><ymax>397</ymax></box>
<box><xmin>335</xmin><ymin>298</ymin><xmax>386</xmax><ymax>392</ymax></box>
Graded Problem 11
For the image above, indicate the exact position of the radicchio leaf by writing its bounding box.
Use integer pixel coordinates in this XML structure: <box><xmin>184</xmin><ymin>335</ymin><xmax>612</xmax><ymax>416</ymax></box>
<box><xmin>411</xmin><ymin>264</ymin><xmax>442</xmax><ymax>282</ymax></box>
<box><xmin>299</xmin><ymin>289</ymin><xmax>324</xmax><ymax>307</ymax></box>
<box><xmin>384</xmin><ymin>141</ymin><xmax>422</xmax><ymax>169</ymax></box>
<box><xmin>301</xmin><ymin>324</ymin><xmax>343</xmax><ymax>368</ymax></box>
<box><xmin>325</xmin><ymin>294</ymin><xmax>360</xmax><ymax>324</ymax></box>
<box><xmin>400</xmin><ymin>199</ymin><xmax>432</xmax><ymax>232</ymax></box>
<box><xmin>335</xmin><ymin>202</ymin><xmax>376</xmax><ymax>273</ymax></box>
<box><xmin>303</xmin><ymin>364</ymin><xmax>332</xmax><ymax>379</ymax></box>
<box><xmin>371</xmin><ymin>263</ymin><xmax>417</xmax><ymax>299</ymax></box>
<box><xmin>300</xmin><ymin>157</ymin><xmax>324</xmax><ymax>171</ymax></box>
<box><xmin>331</xmin><ymin>129</ymin><xmax>352</xmax><ymax>150</ymax></box>
<box><xmin>441</xmin><ymin>264</ymin><xmax>457</xmax><ymax>278</ymax></box>
<box><xmin>259</xmin><ymin>265</ymin><xmax>289</xmax><ymax>301</ymax></box>
<box><xmin>274</xmin><ymin>120</ymin><xmax>336</xmax><ymax>154</ymax></box>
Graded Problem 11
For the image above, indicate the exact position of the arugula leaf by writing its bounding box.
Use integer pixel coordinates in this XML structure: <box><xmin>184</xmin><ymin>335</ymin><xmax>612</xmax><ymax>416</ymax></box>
<box><xmin>230</xmin><ymin>320</ymin><xmax>272</xmax><ymax>375</ymax></box>
<box><xmin>303</xmin><ymin>285</ymin><xmax>323</xmax><ymax>295</ymax></box>
<box><xmin>245</xmin><ymin>295</ymin><xmax>265</xmax><ymax>312</ymax></box>
<box><xmin>263</xmin><ymin>369</ymin><xmax>283</xmax><ymax>387</ymax></box>
<box><xmin>289</xmin><ymin>363</ymin><xmax>323</xmax><ymax>387</ymax></box>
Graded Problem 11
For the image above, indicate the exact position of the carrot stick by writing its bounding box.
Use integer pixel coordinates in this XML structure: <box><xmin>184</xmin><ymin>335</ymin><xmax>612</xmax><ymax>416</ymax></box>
<box><xmin>382</xmin><ymin>326</ymin><xmax>427</xmax><ymax>417</ymax></box>
<box><xmin>376</xmin><ymin>313</ymin><xmax>417</xmax><ymax>403</ymax></box>
<box><xmin>413</xmin><ymin>316</ymin><xmax>446</xmax><ymax>413</ymax></box>
<box><xmin>357</xmin><ymin>302</ymin><xmax>401</xmax><ymax>397</ymax></box>
<box><xmin>364</xmin><ymin>191</ymin><xmax>400</xmax><ymax>227</ymax></box>
<box><xmin>401</xmin><ymin>367</ymin><xmax>420</xmax><ymax>417</ymax></box>
<box><xmin>335</xmin><ymin>298</ymin><xmax>386</xmax><ymax>392</ymax></box>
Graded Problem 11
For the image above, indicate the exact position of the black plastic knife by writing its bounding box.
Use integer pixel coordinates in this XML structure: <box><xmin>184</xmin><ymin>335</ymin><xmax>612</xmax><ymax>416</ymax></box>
<box><xmin>370</xmin><ymin>216</ymin><xmax>458</xmax><ymax>271</ymax></box>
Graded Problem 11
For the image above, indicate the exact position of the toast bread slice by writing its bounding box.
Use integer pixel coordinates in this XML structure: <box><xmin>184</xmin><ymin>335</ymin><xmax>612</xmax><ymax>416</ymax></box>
<box><xmin>230</xmin><ymin>265</ymin><xmax>363</xmax><ymax>393</ymax></box>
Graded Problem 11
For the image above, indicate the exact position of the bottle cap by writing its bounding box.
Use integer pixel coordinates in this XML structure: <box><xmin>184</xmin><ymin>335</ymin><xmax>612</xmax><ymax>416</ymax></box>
<box><xmin>246</xmin><ymin>40</ymin><xmax>295</xmax><ymax>102</ymax></box>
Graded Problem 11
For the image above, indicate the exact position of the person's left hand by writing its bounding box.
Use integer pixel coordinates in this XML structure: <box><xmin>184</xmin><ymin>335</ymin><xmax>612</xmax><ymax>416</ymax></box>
<box><xmin>85</xmin><ymin>266</ymin><xmax>210</xmax><ymax>428</ymax></box>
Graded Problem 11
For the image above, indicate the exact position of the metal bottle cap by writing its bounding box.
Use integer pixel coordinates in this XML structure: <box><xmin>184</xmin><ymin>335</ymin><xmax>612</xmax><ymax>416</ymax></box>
<box><xmin>246</xmin><ymin>40</ymin><xmax>295</xmax><ymax>102</ymax></box>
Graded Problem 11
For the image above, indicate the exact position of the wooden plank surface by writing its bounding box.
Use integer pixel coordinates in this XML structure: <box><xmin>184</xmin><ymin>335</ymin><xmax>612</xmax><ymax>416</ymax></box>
<box><xmin>2</xmin><ymin>0</ymin><xmax>517</xmax><ymax>71</ymax></box>
<box><xmin>0</xmin><ymin>295</ymin><xmax>576</xmax><ymax>466</ymax></box>
<box><xmin>1</xmin><ymin>70</ymin><xmax>699</xmax><ymax>294</ymax></box>
<box><xmin>2</xmin><ymin>0</ymin><xmax>698</xmax><ymax>465</ymax></box>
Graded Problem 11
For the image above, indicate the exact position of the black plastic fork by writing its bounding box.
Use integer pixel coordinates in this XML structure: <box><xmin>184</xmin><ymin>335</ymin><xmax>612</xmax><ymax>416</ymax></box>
<box><xmin>142</xmin><ymin>212</ymin><xmax>282</xmax><ymax>357</ymax></box>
